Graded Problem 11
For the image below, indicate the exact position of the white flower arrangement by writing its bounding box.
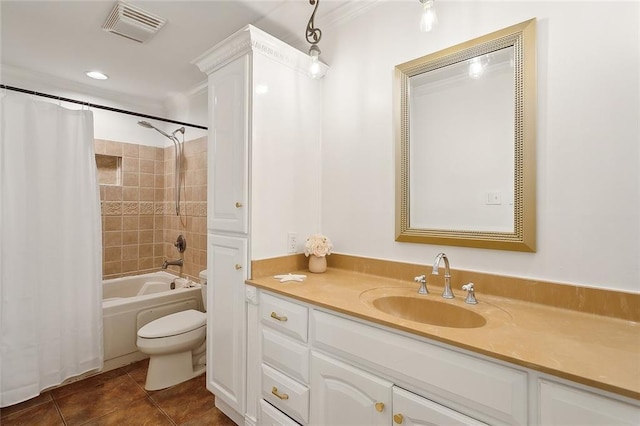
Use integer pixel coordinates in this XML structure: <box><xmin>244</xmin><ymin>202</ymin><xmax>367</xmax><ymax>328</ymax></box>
<box><xmin>304</xmin><ymin>233</ymin><xmax>333</xmax><ymax>257</ymax></box>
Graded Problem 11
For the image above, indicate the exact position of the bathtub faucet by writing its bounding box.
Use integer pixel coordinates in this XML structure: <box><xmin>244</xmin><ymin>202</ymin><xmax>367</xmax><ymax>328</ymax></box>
<box><xmin>162</xmin><ymin>259</ymin><xmax>183</xmax><ymax>269</ymax></box>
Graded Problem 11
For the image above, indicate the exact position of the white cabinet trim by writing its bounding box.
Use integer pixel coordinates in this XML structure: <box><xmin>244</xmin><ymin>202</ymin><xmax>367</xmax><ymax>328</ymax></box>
<box><xmin>192</xmin><ymin>25</ymin><xmax>327</xmax><ymax>77</ymax></box>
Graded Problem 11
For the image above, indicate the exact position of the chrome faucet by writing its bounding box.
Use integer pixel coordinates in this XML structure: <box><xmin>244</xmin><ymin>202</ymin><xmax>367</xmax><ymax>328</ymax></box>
<box><xmin>162</xmin><ymin>258</ymin><xmax>183</xmax><ymax>269</ymax></box>
<box><xmin>432</xmin><ymin>252</ymin><xmax>454</xmax><ymax>299</ymax></box>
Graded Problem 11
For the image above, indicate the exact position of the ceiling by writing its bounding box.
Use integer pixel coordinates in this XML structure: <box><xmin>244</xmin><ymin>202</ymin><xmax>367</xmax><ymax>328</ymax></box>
<box><xmin>1</xmin><ymin>0</ymin><xmax>351</xmax><ymax>105</ymax></box>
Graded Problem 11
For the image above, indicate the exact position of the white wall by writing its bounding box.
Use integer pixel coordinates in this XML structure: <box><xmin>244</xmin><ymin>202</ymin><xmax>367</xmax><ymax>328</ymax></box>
<box><xmin>164</xmin><ymin>89</ymin><xmax>209</xmax><ymax>142</ymax></box>
<box><xmin>251</xmin><ymin>53</ymin><xmax>323</xmax><ymax>260</ymax></box>
<box><xmin>320</xmin><ymin>1</ymin><xmax>639</xmax><ymax>292</ymax></box>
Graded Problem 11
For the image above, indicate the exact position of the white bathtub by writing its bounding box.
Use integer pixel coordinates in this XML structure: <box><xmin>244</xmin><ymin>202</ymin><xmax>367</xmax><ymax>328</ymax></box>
<box><xmin>102</xmin><ymin>271</ymin><xmax>204</xmax><ymax>371</ymax></box>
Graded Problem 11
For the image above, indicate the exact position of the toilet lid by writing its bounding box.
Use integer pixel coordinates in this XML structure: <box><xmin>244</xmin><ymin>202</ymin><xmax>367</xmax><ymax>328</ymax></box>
<box><xmin>138</xmin><ymin>309</ymin><xmax>206</xmax><ymax>338</ymax></box>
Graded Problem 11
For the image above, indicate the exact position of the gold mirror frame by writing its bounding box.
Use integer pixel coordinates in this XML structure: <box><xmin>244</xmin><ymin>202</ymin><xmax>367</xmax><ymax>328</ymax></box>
<box><xmin>395</xmin><ymin>18</ymin><xmax>536</xmax><ymax>252</ymax></box>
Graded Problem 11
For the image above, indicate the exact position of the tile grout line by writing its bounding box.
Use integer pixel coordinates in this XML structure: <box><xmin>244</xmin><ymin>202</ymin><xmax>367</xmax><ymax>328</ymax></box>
<box><xmin>54</xmin><ymin>366</ymin><xmax>128</xmax><ymax>426</ymax></box>
<box><xmin>0</xmin><ymin>392</ymin><xmax>61</xmax><ymax>424</ymax></box>
<box><xmin>125</xmin><ymin>364</ymin><xmax>177</xmax><ymax>425</ymax></box>
<box><xmin>50</xmin><ymin>391</ymin><xmax>68</xmax><ymax>425</ymax></box>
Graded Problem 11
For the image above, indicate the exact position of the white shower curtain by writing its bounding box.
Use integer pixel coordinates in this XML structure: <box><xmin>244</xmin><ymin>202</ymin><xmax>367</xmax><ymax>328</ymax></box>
<box><xmin>0</xmin><ymin>94</ymin><xmax>103</xmax><ymax>407</ymax></box>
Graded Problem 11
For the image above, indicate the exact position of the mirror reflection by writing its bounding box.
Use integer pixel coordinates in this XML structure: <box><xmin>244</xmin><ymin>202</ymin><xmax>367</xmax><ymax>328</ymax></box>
<box><xmin>410</xmin><ymin>47</ymin><xmax>515</xmax><ymax>232</ymax></box>
<box><xmin>395</xmin><ymin>19</ymin><xmax>536</xmax><ymax>252</ymax></box>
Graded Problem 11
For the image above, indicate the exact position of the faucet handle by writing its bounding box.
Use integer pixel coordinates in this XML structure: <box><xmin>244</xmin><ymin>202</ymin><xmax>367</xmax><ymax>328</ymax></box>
<box><xmin>174</xmin><ymin>234</ymin><xmax>187</xmax><ymax>253</ymax></box>
<box><xmin>414</xmin><ymin>275</ymin><xmax>428</xmax><ymax>295</ymax></box>
<box><xmin>462</xmin><ymin>283</ymin><xmax>478</xmax><ymax>304</ymax></box>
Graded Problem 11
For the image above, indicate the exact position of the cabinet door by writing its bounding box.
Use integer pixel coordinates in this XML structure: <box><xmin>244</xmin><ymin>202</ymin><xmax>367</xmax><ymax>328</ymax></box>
<box><xmin>207</xmin><ymin>235</ymin><xmax>247</xmax><ymax>414</ymax></box>
<box><xmin>392</xmin><ymin>387</ymin><xmax>487</xmax><ymax>426</ymax></box>
<box><xmin>539</xmin><ymin>380</ymin><xmax>640</xmax><ymax>425</ymax></box>
<box><xmin>207</xmin><ymin>55</ymin><xmax>249</xmax><ymax>233</ymax></box>
<box><xmin>310</xmin><ymin>351</ymin><xmax>392</xmax><ymax>426</ymax></box>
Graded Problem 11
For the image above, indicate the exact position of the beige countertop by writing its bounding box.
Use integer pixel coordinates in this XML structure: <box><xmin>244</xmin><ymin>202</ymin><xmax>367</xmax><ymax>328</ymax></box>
<box><xmin>248</xmin><ymin>268</ymin><xmax>640</xmax><ymax>401</ymax></box>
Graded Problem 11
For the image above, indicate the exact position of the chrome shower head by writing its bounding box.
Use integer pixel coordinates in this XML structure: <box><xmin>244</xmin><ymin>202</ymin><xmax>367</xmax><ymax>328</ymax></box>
<box><xmin>137</xmin><ymin>120</ymin><xmax>172</xmax><ymax>139</ymax></box>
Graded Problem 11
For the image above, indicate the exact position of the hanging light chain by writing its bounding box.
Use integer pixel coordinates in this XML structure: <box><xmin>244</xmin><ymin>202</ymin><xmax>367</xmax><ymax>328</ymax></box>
<box><xmin>306</xmin><ymin>0</ymin><xmax>322</xmax><ymax>45</ymax></box>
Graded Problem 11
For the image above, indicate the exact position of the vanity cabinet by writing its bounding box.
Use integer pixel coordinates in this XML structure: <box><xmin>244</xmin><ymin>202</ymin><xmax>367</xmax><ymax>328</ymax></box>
<box><xmin>309</xmin><ymin>349</ymin><xmax>490</xmax><ymax>426</ymax></box>
<box><xmin>538</xmin><ymin>379</ymin><xmax>639</xmax><ymax>425</ymax></box>
<box><xmin>255</xmin><ymin>291</ymin><xmax>522</xmax><ymax>426</ymax></box>
<box><xmin>252</xmin><ymin>290</ymin><xmax>639</xmax><ymax>426</ymax></box>
<box><xmin>312</xmin><ymin>309</ymin><xmax>528</xmax><ymax>425</ymax></box>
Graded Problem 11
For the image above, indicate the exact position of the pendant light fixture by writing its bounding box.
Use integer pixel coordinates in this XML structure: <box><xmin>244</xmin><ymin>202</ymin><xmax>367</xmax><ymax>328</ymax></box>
<box><xmin>306</xmin><ymin>0</ymin><xmax>325</xmax><ymax>79</ymax></box>
<box><xmin>419</xmin><ymin>0</ymin><xmax>438</xmax><ymax>32</ymax></box>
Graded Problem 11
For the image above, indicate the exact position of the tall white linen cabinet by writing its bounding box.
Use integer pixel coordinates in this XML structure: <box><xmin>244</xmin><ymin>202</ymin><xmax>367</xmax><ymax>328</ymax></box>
<box><xmin>193</xmin><ymin>25</ymin><xmax>325</xmax><ymax>425</ymax></box>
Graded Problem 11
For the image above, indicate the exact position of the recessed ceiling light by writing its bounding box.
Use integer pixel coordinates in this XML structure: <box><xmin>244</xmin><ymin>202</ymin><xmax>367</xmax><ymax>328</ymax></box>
<box><xmin>86</xmin><ymin>71</ymin><xmax>109</xmax><ymax>80</ymax></box>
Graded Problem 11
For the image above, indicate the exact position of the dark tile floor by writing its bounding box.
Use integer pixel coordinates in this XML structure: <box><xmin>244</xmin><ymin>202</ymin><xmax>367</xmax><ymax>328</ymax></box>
<box><xmin>0</xmin><ymin>359</ymin><xmax>236</xmax><ymax>425</ymax></box>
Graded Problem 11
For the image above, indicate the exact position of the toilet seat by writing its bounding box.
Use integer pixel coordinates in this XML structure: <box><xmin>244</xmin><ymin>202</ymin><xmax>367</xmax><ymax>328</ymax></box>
<box><xmin>138</xmin><ymin>309</ymin><xmax>206</xmax><ymax>338</ymax></box>
<box><xmin>137</xmin><ymin>325</ymin><xmax>205</xmax><ymax>354</ymax></box>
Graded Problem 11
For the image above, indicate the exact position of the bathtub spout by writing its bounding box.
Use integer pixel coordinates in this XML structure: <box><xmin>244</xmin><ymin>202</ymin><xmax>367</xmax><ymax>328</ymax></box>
<box><xmin>162</xmin><ymin>259</ymin><xmax>183</xmax><ymax>269</ymax></box>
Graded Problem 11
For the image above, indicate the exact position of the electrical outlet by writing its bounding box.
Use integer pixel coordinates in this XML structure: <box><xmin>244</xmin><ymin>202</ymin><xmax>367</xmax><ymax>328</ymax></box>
<box><xmin>287</xmin><ymin>232</ymin><xmax>298</xmax><ymax>253</ymax></box>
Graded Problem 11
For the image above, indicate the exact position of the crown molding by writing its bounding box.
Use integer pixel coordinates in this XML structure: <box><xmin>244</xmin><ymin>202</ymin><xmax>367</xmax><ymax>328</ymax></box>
<box><xmin>191</xmin><ymin>24</ymin><xmax>327</xmax><ymax>77</ymax></box>
<box><xmin>322</xmin><ymin>0</ymin><xmax>383</xmax><ymax>31</ymax></box>
<box><xmin>181</xmin><ymin>0</ymin><xmax>382</xmax><ymax>96</ymax></box>
<box><xmin>185</xmin><ymin>80</ymin><xmax>208</xmax><ymax>98</ymax></box>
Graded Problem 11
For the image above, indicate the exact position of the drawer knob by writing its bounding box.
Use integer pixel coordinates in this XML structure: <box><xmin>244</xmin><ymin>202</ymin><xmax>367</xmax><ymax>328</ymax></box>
<box><xmin>270</xmin><ymin>312</ymin><xmax>288</xmax><ymax>322</ymax></box>
<box><xmin>235</xmin><ymin>202</ymin><xmax>243</xmax><ymax>208</ymax></box>
<box><xmin>375</xmin><ymin>402</ymin><xmax>385</xmax><ymax>412</ymax></box>
<box><xmin>271</xmin><ymin>386</ymin><xmax>289</xmax><ymax>400</ymax></box>
<box><xmin>393</xmin><ymin>413</ymin><xmax>404</xmax><ymax>424</ymax></box>
<box><xmin>235</xmin><ymin>264</ymin><xmax>242</xmax><ymax>270</ymax></box>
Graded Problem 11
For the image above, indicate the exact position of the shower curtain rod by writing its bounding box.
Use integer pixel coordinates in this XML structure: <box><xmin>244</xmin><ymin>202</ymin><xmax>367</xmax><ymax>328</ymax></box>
<box><xmin>0</xmin><ymin>84</ymin><xmax>208</xmax><ymax>130</ymax></box>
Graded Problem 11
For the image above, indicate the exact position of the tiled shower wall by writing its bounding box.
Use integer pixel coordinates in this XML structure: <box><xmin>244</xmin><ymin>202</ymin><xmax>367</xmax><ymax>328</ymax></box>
<box><xmin>96</xmin><ymin>137</ymin><xmax>207</xmax><ymax>281</ymax></box>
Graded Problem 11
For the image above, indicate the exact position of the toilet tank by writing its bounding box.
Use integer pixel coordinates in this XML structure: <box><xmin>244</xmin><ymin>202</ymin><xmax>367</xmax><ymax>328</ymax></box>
<box><xmin>199</xmin><ymin>269</ymin><xmax>207</xmax><ymax>311</ymax></box>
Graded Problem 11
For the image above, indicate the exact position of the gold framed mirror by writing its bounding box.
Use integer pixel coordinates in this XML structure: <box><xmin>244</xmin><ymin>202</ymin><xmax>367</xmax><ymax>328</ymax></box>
<box><xmin>395</xmin><ymin>19</ymin><xmax>536</xmax><ymax>252</ymax></box>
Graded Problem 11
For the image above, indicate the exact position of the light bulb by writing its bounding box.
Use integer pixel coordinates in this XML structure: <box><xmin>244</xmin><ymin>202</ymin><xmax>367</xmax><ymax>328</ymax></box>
<box><xmin>309</xmin><ymin>57</ymin><xmax>322</xmax><ymax>79</ymax></box>
<box><xmin>308</xmin><ymin>44</ymin><xmax>324</xmax><ymax>79</ymax></box>
<box><xmin>419</xmin><ymin>0</ymin><xmax>437</xmax><ymax>32</ymax></box>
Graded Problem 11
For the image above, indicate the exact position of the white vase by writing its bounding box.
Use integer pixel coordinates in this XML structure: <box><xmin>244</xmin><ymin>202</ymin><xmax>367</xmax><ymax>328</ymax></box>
<box><xmin>308</xmin><ymin>255</ymin><xmax>327</xmax><ymax>273</ymax></box>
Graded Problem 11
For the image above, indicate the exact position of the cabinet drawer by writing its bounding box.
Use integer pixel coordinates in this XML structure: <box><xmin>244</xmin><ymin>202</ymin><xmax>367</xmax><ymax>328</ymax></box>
<box><xmin>539</xmin><ymin>380</ymin><xmax>640</xmax><ymax>425</ymax></box>
<box><xmin>262</xmin><ymin>363</ymin><xmax>309</xmax><ymax>424</ymax></box>
<box><xmin>393</xmin><ymin>386</ymin><xmax>487</xmax><ymax>425</ymax></box>
<box><xmin>259</xmin><ymin>399</ymin><xmax>301</xmax><ymax>426</ymax></box>
<box><xmin>262</xmin><ymin>328</ymin><xmax>310</xmax><ymax>383</ymax></box>
<box><xmin>261</xmin><ymin>292</ymin><xmax>308</xmax><ymax>342</ymax></box>
<box><xmin>312</xmin><ymin>309</ymin><xmax>527</xmax><ymax>425</ymax></box>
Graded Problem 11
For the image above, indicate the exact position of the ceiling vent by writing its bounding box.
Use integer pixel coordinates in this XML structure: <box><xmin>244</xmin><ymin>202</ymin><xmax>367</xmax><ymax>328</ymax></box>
<box><xmin>102</xmin><ymin>1</ymin><xmax>167</xmax><ymax>43</ymax></box>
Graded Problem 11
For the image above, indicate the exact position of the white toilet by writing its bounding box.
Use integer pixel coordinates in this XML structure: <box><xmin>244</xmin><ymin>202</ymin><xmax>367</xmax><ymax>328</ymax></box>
<box><xmin>136</xmin><ymin>270</ymin><xmax>208</xmax><ymax>390</ymax></box>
